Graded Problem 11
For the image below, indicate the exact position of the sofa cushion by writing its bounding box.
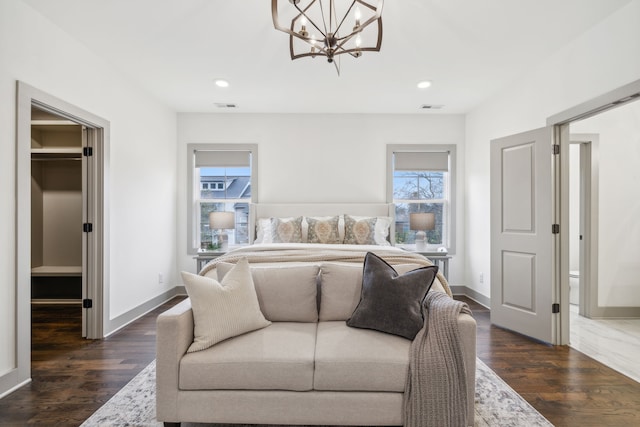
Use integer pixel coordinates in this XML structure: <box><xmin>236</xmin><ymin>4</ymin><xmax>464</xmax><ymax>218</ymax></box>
<box><xmin>318</xmin><ymin>263</ymin><xmax>362</xmax><ymax>321</ymax></box>
<box><xmin>314</xmin><ymin>321</ymin><xmax>410</xmax><ymax>392</ymax></box>
<box><xmin>180</xmin><ymin>259</ymin><xmax>271</xmax><ymax>353</ymax></box>
<box><xmin>217</xmin><ymin>263</ymin><xmax>320</xmax><ymax>322</ymax></box>
<box><xmin>180</xmin><ymin>322</ymin><xmax>318</xmax><ymax>391</ymax></box>
<box><xmin>347</xmin><ymin>252</ymin><xmax>438</xmax><ymax>339</ymax></box>
<box><xmin>319</xmin><ymin>262</ymin><xmax>447</xmax><ymax>321</ymax></box>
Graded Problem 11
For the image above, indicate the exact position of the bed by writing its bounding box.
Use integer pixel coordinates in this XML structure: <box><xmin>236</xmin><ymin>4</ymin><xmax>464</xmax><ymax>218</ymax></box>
<box><xmin>201</xmin><ymin>202</ymin><xmax>451</xmax><ymax>295</ymax></box>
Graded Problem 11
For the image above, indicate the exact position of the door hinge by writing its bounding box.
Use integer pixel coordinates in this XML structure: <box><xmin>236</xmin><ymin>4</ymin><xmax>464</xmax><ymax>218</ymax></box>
<box><xmin>83</xmin><ymin>299</ymin><xmax>93</xmax><ymax>309</ymax></box>
<box><xmin>552</xmin><ymin>303</ymin><xmax>560</xmax><ymax>314</ymax></box>
<box><xmin>83</xmin><ymin>146</ymin><xmax>93</xmax><ymax>156</ymax></box>
<box><xmin>552</xmin><ymin>144</ymin><xmax>560</xmax><ymax>155</ymax></box>
<box><xmin>552</xmin><ymin>224</ymin><xmax>560</xmax><ymax>234</ymax></box>
<box><xmin>83</xmin><ymin>223</ymin><xmax>93</xmax><ymax>233</ymax></box>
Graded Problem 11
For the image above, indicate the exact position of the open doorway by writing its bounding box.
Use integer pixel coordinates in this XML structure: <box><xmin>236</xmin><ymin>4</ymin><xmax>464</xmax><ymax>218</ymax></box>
<box><xmin>16</xmin><ymin>82</ymin><xmax>108</xmax><ymax>383</ymax></box>
<box><xmin>563</xmin><ymin>100</ymin><xmax>640</xmax><ymax>382</ymax></box>
<box><xmin>567</xmin><ymin>135</ymin><xmax>597</xmax><ymax>319</ymax></box>
<box><xmin>30</xmin><ymin>105</ymin><xmax>86</xmax><ymax>357</ymax></box>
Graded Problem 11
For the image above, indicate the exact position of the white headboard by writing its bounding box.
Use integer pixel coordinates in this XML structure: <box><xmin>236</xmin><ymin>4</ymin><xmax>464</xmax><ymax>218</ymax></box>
<box><xmin>249</xmin><ymin>203</ymin><xmax>396</xmax><ymax>244</ymax></box>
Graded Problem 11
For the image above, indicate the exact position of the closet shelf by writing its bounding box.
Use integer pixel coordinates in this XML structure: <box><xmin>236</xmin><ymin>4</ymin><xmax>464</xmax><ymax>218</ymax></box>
<box><xmin>31</xmin><ymin>148</ymin><xmax>82</xmax><ymax>160</ymax></box>
<box><xmin>31</xmin><ymin>147</ymin><xmax>82</xmax><ymax>154</ymax></box>
<box><xmin>31</xmin><ymin>266</ymin><xmax>82</xmax><ymax>277</ymax></box>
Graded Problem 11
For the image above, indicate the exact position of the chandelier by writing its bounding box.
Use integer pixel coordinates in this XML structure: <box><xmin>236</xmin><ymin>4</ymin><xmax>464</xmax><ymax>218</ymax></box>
<box><xmin>271</xmin><ymin>0</ymin><xmax>384</xmax><ymax>75</ymax></box>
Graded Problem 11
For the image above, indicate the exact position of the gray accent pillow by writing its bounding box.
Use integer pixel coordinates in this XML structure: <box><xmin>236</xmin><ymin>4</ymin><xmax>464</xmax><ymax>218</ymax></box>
<box><xmin>347</xmin><ymin>252</ymin><xmax>438</xmax><ymax>340</ymax></box>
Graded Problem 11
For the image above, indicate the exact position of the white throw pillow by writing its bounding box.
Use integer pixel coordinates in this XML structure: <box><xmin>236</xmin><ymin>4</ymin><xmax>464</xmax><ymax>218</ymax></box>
<box><xmin>181</xmin><ymin>258</ymin><xmax>271</xmax><ymax>353</ymax></box>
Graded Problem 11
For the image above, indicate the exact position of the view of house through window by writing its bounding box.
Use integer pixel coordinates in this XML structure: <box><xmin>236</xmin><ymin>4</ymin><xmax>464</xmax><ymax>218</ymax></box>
<box><xmin>188</xmin><ymin>144</ymin><xmax>256</xmax><ymax>253</ymax></box>
<box><xmin>389</xmin><ymin>145</ymin><xmax>455</xmax><ymax>252</ymax></box>
<box><xmin>197</xmin><ymin>166</ymin><xmax>250</xmax><ymax>250</ymax></box>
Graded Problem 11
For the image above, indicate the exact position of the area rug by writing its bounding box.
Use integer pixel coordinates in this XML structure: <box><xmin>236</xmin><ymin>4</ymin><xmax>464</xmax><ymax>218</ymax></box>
<box><xmin>81</xmin><ymin>359</ymin><xmax>553</xmax><ymax>427</ymax></box>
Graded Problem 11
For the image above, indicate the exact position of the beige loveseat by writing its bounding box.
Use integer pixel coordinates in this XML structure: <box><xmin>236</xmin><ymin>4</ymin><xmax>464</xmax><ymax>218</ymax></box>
<box><xmin>157</xmin><ymin>261</ymin><xmax>476</xmax><ymax>426</ymax></box>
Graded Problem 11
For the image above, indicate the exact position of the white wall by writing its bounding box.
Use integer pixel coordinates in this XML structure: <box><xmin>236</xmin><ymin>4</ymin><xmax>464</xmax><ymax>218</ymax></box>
<box><xmin>177</xmin><ymin>113</ymin><xmax>466</xmax><ymax>283</ymax></box>
<box><xmin>464</xmin><ymin>0</ymin><xmax>640</xmax><ymax>298</ymax></box>
<box><xmin>571</xmin><ymin>101</ymin><xmax>640</xmax><ymax>306</ymax></box>
<box><xmin>0</xmin><ymin>0</ymin><xmax>177</xmax><ymax>392</ymax></box>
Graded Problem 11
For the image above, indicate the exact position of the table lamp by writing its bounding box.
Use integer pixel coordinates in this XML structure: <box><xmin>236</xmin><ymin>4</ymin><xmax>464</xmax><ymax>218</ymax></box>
<box><xmin>409</xmin><ymin>212</ymin><xmax>435</xmax><ymax>251</ymax></box>
<box><xmin>209</xmin><ymin>211</ymin><xmax>235</xmax><ymax>250</ymax></box>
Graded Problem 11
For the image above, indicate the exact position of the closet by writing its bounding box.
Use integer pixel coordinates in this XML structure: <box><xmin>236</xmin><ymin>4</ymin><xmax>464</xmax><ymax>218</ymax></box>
<box><xmin>30</xmin><ymin>107</ymin><xmax>84</xmax><ymax>303</ymax></box>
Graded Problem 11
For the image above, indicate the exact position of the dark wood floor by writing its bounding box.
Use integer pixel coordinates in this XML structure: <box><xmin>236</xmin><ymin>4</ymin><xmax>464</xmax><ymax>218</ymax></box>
<box><xmin>0</xmin><ymin>296</ymin><xmax>639</xmax><ymax>426</ymax></box>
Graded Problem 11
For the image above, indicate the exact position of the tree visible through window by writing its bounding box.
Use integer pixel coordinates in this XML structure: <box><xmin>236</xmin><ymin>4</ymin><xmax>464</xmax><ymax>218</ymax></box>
<box><xmin>388</xmin><ymin>145</ymin><xmax>455</xmax><ymax>252</ymax></box>
<box><xmin>393</xmin><ymin>171</ymin><xmax>445</xmax><ymax>245</ymax></box>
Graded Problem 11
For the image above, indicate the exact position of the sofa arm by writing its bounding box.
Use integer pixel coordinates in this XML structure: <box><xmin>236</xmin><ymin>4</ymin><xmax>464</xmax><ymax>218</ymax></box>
<box><xmin>156</xmin><ymin>298</ymin><xmax>194</xmax><ymax>422</ymax></box>
<box><xmin>458</xmin><ymin>312</ymin><xmax>477</xmax><ymax>425</ymax></box>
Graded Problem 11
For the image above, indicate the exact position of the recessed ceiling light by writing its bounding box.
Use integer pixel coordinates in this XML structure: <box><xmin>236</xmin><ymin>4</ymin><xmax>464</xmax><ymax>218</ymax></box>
<box><xmin>417</xmin><ymin>80</ymin><xmax>432</xmax><ymax>89</ymax></box>
<box><xmin>214</xmin><ymin>79</ymin><xmax>230</xmax><ymax>88</ymax></box>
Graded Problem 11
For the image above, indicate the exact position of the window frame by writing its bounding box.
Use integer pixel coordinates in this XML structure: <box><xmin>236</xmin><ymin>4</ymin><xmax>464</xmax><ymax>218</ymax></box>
<box><xmin>187</xmin><ymin>143</ymin><xmax>258</xmax><ymax>254</ymax></box>
<box><xmin>386</xmin><ymin>144</ymin><xmax>456</xmax><ymax>254</ymax></box>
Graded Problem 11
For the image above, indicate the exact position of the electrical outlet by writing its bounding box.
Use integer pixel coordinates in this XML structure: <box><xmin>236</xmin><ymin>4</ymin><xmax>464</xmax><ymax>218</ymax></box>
<box><xmin>158</xmin><ymin>273</ymin><xmax>164</xmax><ymax>284</ymax></box>
<box><xmin>479</xmin><ymin>272</ymin><xmax>484</xmax><ymax>284</ymax></box>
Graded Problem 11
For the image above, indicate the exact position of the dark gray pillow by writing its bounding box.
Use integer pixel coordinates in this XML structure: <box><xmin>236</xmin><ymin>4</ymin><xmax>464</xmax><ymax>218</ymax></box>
<box><xmin>346</xmin><ymin>252</ymin><xmax>438</xmax><ymax>340</ymax></box>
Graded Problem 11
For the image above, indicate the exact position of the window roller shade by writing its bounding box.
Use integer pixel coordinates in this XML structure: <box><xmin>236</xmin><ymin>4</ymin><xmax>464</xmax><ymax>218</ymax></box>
<box><xmin>394</xmin><ymin>151</ymin><xmax>449</xmax><ymax>172</ymax></box>
<box><xmin>195</xmin><ymin>150</ymin><xmax>250</xmax><ymax>168</ymax></box>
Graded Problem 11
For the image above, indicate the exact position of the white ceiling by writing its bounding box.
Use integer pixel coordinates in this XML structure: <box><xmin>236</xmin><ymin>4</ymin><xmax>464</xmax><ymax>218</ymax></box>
<box><xmin>23</xmin><ymin>0</ymin><xmax>632</xmax><ymax>114</ymax></box>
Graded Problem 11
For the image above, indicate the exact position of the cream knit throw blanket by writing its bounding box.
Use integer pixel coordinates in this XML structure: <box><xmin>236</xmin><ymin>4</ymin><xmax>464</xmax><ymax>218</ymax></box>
<box><xmin>404</xmin><ymin>291</ymin><xmax>472</xmax><ymax>427</ymax></box>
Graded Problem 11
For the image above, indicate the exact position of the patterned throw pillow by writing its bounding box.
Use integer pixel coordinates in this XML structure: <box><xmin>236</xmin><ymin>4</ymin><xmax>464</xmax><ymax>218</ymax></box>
<box><xmin>271</xmin><ymin>216</ymin><xmax>303</xmax><ymax>243</ymax></box>
<box><xmin>306</xmin><ymin>216</ymin><xmax>341</xmax><ymax>244</ymax></box>
<box><xmin>343</xmin><ymin>215</ymin><xmax>377</xmax><ymax>245</ymax></box>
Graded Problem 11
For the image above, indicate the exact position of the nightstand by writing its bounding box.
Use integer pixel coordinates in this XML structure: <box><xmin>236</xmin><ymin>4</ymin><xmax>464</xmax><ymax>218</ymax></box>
<box><xmin>416</xmin><ymin>252</ymin><xmax>451</xmax><ymax>278</ymax></box>
<box><xmin>399</xmin><ymin>246</ymin><xmax>451</xmax><ymax>278</ymax></box>
<box><xmin>194</xmin><ymin>251</ymin><xmax>226</xmax><ymax>272</ymax></box>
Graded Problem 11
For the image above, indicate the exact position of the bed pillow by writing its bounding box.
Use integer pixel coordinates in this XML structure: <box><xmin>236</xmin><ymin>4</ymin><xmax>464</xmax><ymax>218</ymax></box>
<box><xmin>271</xmin><ymin>216</ymin><xmax>303</xmax><ymax>243</ymax></box>
<box><xmin>306</xmin><ymin>215</ymin><xmax>342</xmax><ymax>244</ymax></box>
<box><xmin>255</xmin><ymin>218</ymin><xmax>273</xmax><ymax>243</ymax></box>
<box><xmin>344</xmin><ymin>215</ymin><xmax>392</xmax><ymax>245</ymax></box>
<box><xmin>347</xmin><ymin>252</ymin><xmax>438</xmax><ymax>339</ymax></box>
<box><xmin>181</xmin><ymin>258</ymin><xmax>271</xmax><ymax>352</ymax></box>
<box><xmin>343</xmin><ymin>215</ymin><xmax>377</xmax><ymax>245</ymax></box>
<box><xmin>217</xmin><ymin>262</ymin><xmax>320</xmax><ymax>322</ymax></box>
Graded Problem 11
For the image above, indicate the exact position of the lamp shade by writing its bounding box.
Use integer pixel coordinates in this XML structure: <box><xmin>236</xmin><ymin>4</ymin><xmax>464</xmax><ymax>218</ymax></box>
<box><xmin>409</xmin><ymin>213</ymin><xmax>435</xmax><ymax>231</ymax></box>
<box><xmin>209</xmin><ymin>211</ymin><xmax>235</xmax><ymax>230</ymax></box>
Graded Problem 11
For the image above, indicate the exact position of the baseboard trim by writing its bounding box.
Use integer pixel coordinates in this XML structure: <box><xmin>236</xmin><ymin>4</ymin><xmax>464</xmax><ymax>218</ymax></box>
<box><xmin>451</xmin><ymin>286</ymin><xmax>490</xmax><ymax>308</ymax></box>
<box><xmin>588</xmin><ymin>306</ymin><xmax>640</xmax><ymax>319</ymax></box>
<box><xmin>0</xmin><ymin>369</ymin><xmax>30</xmax><ymax>400</ymax></box>
<box><xmin>104</xmin><ymin>287</ymin><xmax>183</xmax><ymax>337</ymax></box>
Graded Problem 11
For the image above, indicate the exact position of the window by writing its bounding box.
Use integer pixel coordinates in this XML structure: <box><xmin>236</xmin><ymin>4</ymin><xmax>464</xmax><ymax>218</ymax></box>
<box><xmin>387</xmin><ymin>144</ymin><xmax>456</xmax><ymax>253</ymax></box>
<box><xmin>187</xmin><ymin>144</ymin><xmax>258</xmax><ymax>253</ymax></box>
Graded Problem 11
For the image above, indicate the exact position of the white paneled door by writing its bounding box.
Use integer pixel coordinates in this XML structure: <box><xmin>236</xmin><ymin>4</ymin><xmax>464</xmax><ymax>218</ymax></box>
<box><xmin>490</xmin><ymin>127</ymin><xmax>558</xmax><ymax>344</ymax></box>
